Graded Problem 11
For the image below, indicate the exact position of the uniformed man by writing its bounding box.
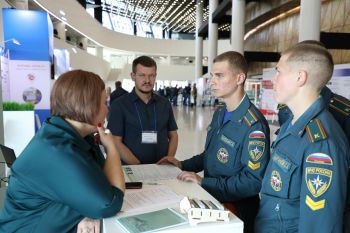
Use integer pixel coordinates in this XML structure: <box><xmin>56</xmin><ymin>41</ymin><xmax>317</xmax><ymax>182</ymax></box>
<box><xmin>255</xmin><ymin>43</ymin><xmax>350</xmax><ymax>233</ymax></box>
<box><xmin>276</xmin><ymin>41</ymin><xmax>350</xmax><ymax>233</ymax></box>
<box><xmin>158</xmin><ymin>51</ymin><xmax>270</xmax><ymax>233</ymax></box>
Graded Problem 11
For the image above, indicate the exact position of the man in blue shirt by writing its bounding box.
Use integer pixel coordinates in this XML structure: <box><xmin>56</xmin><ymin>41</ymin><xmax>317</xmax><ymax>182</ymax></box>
<box><xmin>255</xmin><ymin>43</ymin><xmax>350</xmax><ymax>233</ymax></box>
<box><xmin>159</xmin><ymin>51</ymin><xmax>270</xmax><ymax>233</ymax></box>
<box><xmin>108</xmin><ymin>56</ymin><xmax>178</xmax><ymax>164</ymax></box>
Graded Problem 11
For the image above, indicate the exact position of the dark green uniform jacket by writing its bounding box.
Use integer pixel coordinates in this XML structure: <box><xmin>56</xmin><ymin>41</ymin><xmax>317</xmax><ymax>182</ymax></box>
<box><xmin>0</xmin><ymin>116</ymin><xmax>124</xmax><ymax>233</ymax></box>
<box><xmin>181</xmin><ymin>95</ymin><xmax>270</xmax><ymax>233</ymax></box>
<box><xmin>256</xmin><ymin>98</ymin><xmax>350</xmax><ymax>233</ymax></box>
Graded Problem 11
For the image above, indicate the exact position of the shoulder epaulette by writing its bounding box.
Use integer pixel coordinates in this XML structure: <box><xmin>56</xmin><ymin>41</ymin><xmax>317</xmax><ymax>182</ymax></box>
<box><xmin>329</xmin><ymin>97</ymin><xmax>350</xmax><ymax>116</ymax></box>
<box><xmin>243</xmin><ymin>108</ymin><xmax>258</xmax><ymax>127</ymax></box>
<box><xmin>305</xmin><ymin>118</ymin><xmax>327</xmax><ymax>143</ymax></box>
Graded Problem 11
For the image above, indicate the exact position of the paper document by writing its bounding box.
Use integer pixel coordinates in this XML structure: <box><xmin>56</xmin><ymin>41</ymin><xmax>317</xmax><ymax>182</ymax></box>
<box><xmin>116</xmin><ymin>208</ymin><xmax>188</xmax><ymax>233</ymax></box>
<box><xmin>121</xmin><ymin>185</ymin><xmax>184</xmax><ymax>213</ymax></box>
<box><xmin>123</xmin><ymin>164</ymin><xmax>181</xmax><ymax>182</ymax></box>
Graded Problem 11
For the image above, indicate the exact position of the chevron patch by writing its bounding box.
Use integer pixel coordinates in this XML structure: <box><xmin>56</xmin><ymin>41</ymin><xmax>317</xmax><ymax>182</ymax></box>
<box><xmin>248</xmin><ymin>161</ymin><xmax>260</xmax><ymax>170</ymax></box>
<box><xmin>305</xmin><ymin>195</ymin><xmax>325</xmax><ymax>211</ymax></box>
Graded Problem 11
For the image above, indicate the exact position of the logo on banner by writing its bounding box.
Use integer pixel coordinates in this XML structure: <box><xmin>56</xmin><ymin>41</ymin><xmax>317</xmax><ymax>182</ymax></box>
<box><xmin>27</xmin><ymin>73</ymin><xmax>36</xmax><ymax>81</ymax></box>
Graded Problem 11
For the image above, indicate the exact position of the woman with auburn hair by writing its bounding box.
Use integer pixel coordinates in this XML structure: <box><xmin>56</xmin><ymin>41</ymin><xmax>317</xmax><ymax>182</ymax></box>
<box><xmin>0</xmin><ymin>70</ymin><xmax>125</xmax><ymax>233</ymax></box>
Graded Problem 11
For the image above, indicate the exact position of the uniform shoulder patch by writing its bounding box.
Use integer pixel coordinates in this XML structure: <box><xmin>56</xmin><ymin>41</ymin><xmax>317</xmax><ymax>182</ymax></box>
<box><xmin>329</xmin><ymin>96</ymin><xmax>350</xmax><ymax>116</ymax></box>
<box><xmin>305</xmin><ymin>118</ymin><xmax>327</xmax><ymax>143</ymax></box>
<box><xmin>243</xmin><ymin>108</ymin><xmax>258</xmax><ymax>127</ymax></box>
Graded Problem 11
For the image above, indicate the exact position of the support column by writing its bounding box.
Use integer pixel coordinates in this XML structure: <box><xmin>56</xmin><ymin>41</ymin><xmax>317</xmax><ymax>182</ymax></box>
<box><xmin>195</xmin><ymin>0</ymin><xmax>203</xmax><ymax>78</ymax></box>
<box><xmin>54</xmin><ymin>22</ymin><xmax>66</xmax><ymax>40</ymax></box>
<box><xmin>208</xmin><ymin>0</ymin><xmax>218</xmax><ymax>73</ymax></box>
<box><xmin>231</xmin><ymin>0</ymin><xmax>245</xmax><ymax>54</ymax></box>
<box><xmin>299</xmin><ymin>0</ymin><xmax>321</xmax><ymax>42</ymax></box>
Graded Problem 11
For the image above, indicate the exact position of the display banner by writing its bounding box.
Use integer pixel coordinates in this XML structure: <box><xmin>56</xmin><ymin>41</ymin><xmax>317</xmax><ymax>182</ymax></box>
<box><xmin>2</xmin><ymin>8</ymin><xmax>53</xmax><ymax>130</ymax></box>
<box><xmin>0</xmin><ymin>47</ymin><xmax>10</xmax><ymax>101</ymax></box>
<box><xmin>260</xmin><ymin>68</ymin><xmax>277</xmax><ymax>121</ymax></box>
<box><xmin>327</xmin><ymin>64</ymin><xmax>350</xmax><ymax>99</ymax></box>
<box><xmin>259</xmin><ymin>64</ymin><xmax>350</xmax><ymax>122</ymax></box>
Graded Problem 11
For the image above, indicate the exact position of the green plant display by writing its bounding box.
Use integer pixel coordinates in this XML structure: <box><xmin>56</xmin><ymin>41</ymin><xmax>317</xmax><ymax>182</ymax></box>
<box><xmin>2</xmin><ymin>101</ymin><xmax>35</xmax><ymax>111</ymax></box>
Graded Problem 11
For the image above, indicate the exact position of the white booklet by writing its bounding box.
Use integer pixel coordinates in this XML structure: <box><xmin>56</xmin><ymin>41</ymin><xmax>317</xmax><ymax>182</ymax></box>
<box><xmin>123</xmin><ymin>164</ymin><xmax>182</xmax><ymax>182</ymax></box>
<box><xmin>116</xmin><ymin>208</ymin><xmax>188</xmax><ymax>233</ymax></box>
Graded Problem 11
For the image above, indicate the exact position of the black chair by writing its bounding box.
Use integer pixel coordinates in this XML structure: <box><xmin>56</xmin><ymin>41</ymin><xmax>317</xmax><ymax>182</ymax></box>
<box><xmin>0</xmin><ymin>144</ymin><xmax>16</xmax><ymax>168</ymax></box>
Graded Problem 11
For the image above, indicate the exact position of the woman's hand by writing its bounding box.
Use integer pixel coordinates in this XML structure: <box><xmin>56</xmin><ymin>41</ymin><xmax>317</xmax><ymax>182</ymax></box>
<box><xmin>96</xmin><ymin>124</ymin><xmax>116</xmax><ymax>153</ymax></box>
<box><xmin>77</xmin><ymin>218</ymin><xmax>100</xmax><ymax>233</ymax></box>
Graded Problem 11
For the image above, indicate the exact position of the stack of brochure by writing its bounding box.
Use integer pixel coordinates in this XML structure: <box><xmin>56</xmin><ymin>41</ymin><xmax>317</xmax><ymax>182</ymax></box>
<box><xmin>116</xmin><ymin>208</ymin><xmax>188</xmax><ymax>233</ymax></box>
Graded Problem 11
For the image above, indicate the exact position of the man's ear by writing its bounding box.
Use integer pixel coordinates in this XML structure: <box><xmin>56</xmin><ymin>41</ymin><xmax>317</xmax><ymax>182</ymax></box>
<box><xmin>130</xmin><ymin>72</ymin><xmax>136</xmax><ymax>81</ymax></box>
<box><xmin>297</xmin><ymin>70</ymin><xmax>307</xmax><ymax>86</ymax></box>
<box><xmin>237</xmin><ymin>73</ymin><xmax>246</xmax><ymax>85</ymax></box>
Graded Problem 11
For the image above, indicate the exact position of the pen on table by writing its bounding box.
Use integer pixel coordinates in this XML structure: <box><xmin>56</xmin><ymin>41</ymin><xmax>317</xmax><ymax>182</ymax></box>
<box><xmin>144</xmin><ymin>182</ymin><xmax>163</xmax><ymax>185</ymax></box>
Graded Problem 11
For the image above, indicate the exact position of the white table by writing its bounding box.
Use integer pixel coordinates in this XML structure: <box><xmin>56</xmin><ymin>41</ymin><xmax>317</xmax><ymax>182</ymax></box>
<box><xmin>103</xmin><ymin>179</ymin><xmax>243</xmax><ymax>233</ymax></box>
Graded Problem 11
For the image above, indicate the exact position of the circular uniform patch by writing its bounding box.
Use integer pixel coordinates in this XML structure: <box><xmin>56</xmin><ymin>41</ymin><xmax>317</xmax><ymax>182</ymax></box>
<box><xmin>271</xmin><ymin>170</ymin><xmax>282</xmax><ymax>192</ymax></box>
<box><xmin>217</xmin><ymin>147</ymin><xmax>229</xmax><ymax>164</ymax></box>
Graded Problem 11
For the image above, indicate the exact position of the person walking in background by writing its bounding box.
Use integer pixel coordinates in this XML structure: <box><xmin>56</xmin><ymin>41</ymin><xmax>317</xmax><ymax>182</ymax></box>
<box><xmin>110</xmin><ymin>80</ymin><xmax>128</xmax><ymax>104</ymax></box>
<box><xmin>158</xmin><ymin>51</ymin><xmax>270</xmax><ymax>233</ymax></box>
<box><xmin>255</xmin><ymin>43</ymin><xmax>350</xmax><ymax>233</ymax></box>
<box><xmin>183</xmin><ymin>83</ymin><xmax>191</xmax><ymax>106</ymax></box>
<box><xmin>0</xmin><ymin>70</ymin><xmax>125</xmax><ymax>233</ymax></box>
<box><xmin>191</xmin><ymin>83</ymin><xmax>197</xmax><ymax>107</ymax></box>
<box><xmin>108</xmin><ymin>56</ymin><xmax>178</xmax><ymax>165</ymax></box>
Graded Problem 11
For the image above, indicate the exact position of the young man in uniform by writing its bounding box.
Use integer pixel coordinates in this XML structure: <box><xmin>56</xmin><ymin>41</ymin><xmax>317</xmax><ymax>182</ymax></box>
<box><xmin>276</xmin><ymin>41</ymin><xmax>350</xmax><ymax>233</ymax></box>
<box><xmin>158</xmin><ymin>51</ymin><xmax>270</xmax><ymax>233</ymax></box>
<box><xmin>255</xmin><ymin>43</ymin><xmax>350</xmax><ymax>233</ymax></box>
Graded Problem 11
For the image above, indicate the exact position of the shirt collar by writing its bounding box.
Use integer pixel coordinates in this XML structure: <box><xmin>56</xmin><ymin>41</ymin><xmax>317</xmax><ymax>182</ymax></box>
<box><xmin>320</xmin><ymin>86</ymin><xmax>333</xmax><ymax>103</ymax></box>
<box><xmin>220</xmin><ymin>94</ymin><xmax>250</xmax><ymax>122</ymax></box>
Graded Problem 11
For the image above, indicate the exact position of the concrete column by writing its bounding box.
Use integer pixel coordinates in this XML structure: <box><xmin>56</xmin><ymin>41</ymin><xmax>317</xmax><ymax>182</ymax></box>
<box><xmin>78</xmin><ymin>37</ymin><xmax>88</xmax><ymax>51</ymax></box>
<box><xmin>208</xmin><ymin>0</ymin><xmax>218</xmax><ymax>73</ymax></box>
<box><xmin>195</xmin><ymin>0</ymin><xmax>203</xmax><ymax>78</ymax></box>
<box><xmin>299</xmin><ymin>0</ymin><xmax>321</xmax><ymax>42</ymax></box>
<box><xmin>231</xmin><ymin>0</ymin><xmax>245</xmax><ymax>54</ymax></box>
<box><xmin>54</xmin><ymin>22</ymin><xmax>66</xmax><ymax>40</ymax></box>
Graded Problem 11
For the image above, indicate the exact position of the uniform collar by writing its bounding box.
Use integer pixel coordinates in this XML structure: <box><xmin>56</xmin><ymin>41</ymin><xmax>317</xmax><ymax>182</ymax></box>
<box><xmin>43</xmin><ymin>116</ymin><xmax>93</xmax><ymax>151</ymax></box>
<box><xmin>222</xmin><ymin>94</ymin><xmax>250</xmax><ymax>123</ymax></box>
<box><xmin>285</xmin><ymin>97</ymin><xmax>326</xmax><ymax>137</ymax></box>
<box><xmin>130</xmin><ymin>88</ymin><xmax>158</xmax><ymax>104</ymax></box>
<box><xmin>320</xmin><ymin>86</ymin><xmax>333</xmax><ymax>103</ymax></box>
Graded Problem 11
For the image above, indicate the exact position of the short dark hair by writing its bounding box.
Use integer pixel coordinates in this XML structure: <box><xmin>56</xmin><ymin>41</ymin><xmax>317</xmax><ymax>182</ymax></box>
<box><xmin>213</xmin><ymin>51</ymin><xmax>248</xmax><ymax>76</ymax></box>
<box><xmin>132</xmin><ymin>56</ymin><xmax>157</xmax><ymax>73</ymax></box>
<box><xmin>115</xmin><ymin>81</ymin><xmax>122</xmax><ymax>88</ymax></box>
<box><xmin>51</xmin><ymin>70</ymin><xmax>105</xmax><ymax>125</ymax></box>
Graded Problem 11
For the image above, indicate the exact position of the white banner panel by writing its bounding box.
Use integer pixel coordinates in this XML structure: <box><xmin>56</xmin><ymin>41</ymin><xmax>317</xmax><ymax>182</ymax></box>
<box><xmin>8</xmin><ymin>60</ymin><xmax>51</xmax><ymax>109</ymax></box>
